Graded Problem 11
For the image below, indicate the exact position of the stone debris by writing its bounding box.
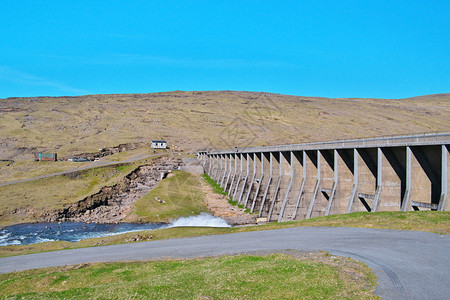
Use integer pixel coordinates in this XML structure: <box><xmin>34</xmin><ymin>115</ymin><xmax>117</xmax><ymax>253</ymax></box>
<box><xmin>201</xmin><ymin>179</ymin><xmax>256</xmax><ymax>226</ymax></box>
<box><xmin>155</xmin><ymin>197</ymin><xmax>165</xmax><ymax>204</ymax></box>
<box><xmin>124</xmin><ymin>234</ymin><xmax>153</xmax><ymax>243</ymax></box>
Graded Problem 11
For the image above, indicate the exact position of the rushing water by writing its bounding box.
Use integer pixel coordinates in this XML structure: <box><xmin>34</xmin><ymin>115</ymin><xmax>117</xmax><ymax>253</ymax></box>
<box><xmin>0</xmin><ymin>214</ymin><xmax>230</xmax><ymax>246</ymax></box>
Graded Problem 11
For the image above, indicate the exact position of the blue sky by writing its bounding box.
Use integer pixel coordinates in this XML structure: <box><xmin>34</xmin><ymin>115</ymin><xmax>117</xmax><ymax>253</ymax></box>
<box><xmin>0</xmin><ymin>0</ymin><xmax>448</xmax><ymax>99</ymax></box>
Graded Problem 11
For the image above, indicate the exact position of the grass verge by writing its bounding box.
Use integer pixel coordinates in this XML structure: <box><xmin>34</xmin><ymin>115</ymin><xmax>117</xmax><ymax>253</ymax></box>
<box><xmin>202</xmin><ymin>173</ymin><xmax>247</xmax><ymax>209</ymax></box>
<box><xmin>202</xmin><ymin>173</ymin><xmax>228</xmax><ymax>196</ymax></box>
<box><xmin>1</xmin><ymin>211</ymin><xmax>448</xmax><ymax>258</ymax></box>
<box><xmin>0</xmin><ymin>252</ymin><xmax>378</xmax><ymax>299</ymax></box>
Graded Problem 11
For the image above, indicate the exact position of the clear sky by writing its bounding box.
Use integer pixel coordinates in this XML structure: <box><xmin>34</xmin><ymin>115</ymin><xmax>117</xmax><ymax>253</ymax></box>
<box><xmin>0</xmin><ymin>0</ymin><xmax>448</xmax><ymax>99</ymax></box>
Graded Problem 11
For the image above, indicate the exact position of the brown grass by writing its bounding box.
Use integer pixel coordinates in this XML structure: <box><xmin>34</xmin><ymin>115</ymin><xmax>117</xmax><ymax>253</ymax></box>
<box><xmin>0</xmin><ymin>156</ymin><xmax>161</xmax><ymax>226</ymax></box>
<box><xmin>1</xmin><ymin>91</ymin><xmax>448</xmax><ymax>162</ymax></box>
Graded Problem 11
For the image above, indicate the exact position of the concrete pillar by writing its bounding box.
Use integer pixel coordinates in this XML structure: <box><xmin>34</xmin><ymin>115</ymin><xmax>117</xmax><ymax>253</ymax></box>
<box><xmin>269</xmin><ymin>151</ymin><xmax>291</xmax><ymax>221</ymax></box>
<box><xmin>310</xmin><ymin>149</ymin><xmax>334</xmax><ymax>218</ymax></box>
<box><xmin>243</xmin><ymin>153</ymin><xmax>259</xmax><ymax>207</ymax></box>
<box><xmin>242</xmin><ymin>153</ymin><xmax>257</xmax><ymax>207</ymax></box>
<box><xmin>306</xmin><ymin>150</ymin><xmax>321</xmax><ymax>219</ymax></box>
<box><xmin>346</xmin><ymin>149</ymin><xmax>358</xmax><ymax>213</ymax></box>
<box><xmin>203</xmin><ymin>153</ymin><xmax>209</xmax><ymax>171</ymax></box>
<box><xmin>324</xmin><ymin>149</ymin><xmax>339</xmax><ymax>216</ymax></box>
<box><xmin>259</xmin><ymin>152</ymin><xmax>280</xmax><ymax>218</ymax></box>
<box><xmin>378</xmin><ymin>147</ymin><xmax>405</xmax><ymax>211</ymax></box>
<box><xmin>228</xmin><ymin>153</ymin><xmax>239</xmax><ymax>197</ymax></box>
<box><xmin>208</xmin><ymin>155</ymin><xmax>212</xmax><ymax>175</ymax></box>
<box><xmin>214</xmin><ymin>154</ymin><xmax>223</xmax><ymax>182</ymax></box>
<box><xmin>236</xmin><ymin>153</ymin><xmax>249</xmax><ymax>204</ymax></box>
<box><xmin>211</xmin><ymin>154</ymin><xmax>217</xmax><ymax>180</ymax></box>
<box><xmin>232</xmin><ymin>153</ymin><xmax>243</xmax><ymax>200</ymax></box>
<box><xmin>409</xmin><ymin>146</ymin><xmax>441</xmax><ymax>210</ymax></box>
<box><xmin>224</xmin><ymin>154</ymin><xmax>234</xmax><ymax>192</ymax></box>
<box><xmin>371</xmin><ymin>148</ymin><xmax>383</xmax><ymax>212</ymax></box>
<box><xmin>349</xmin><ymin>148</ymin><xmax>377</xmax><ymax>213</ymax></box>
<box><xmin>289</xmin><ymin>151</ymin><xmax>305</xmax><ymax>220</ymax></box>
<box><xmin>278</xmin><ymin>151</ymin><xmax>297</xmax><ymax>222</ymax></box>
<box><xmin>296</xmin><ymin>150</ymin><xmax>318</xmax><ymax>219</ymax></box>
<box><xmin>440</xmin><ymin>145</ymin><xmax>450</xmax><ymax>211</ymax></box>
<box><xmin>401</xmin><ymin>147</ymin><xmax>412</xmax><ymax>211</ymax></box>
<box><xmin>249</xmin><ymin>152</ymin><xmax>264</xmax><ymax>211</ymax></box>
<box><xmin>220</xmin><ymin>154</ymin><xmax>228</xmax><ymax>187</ymax></box>
<box><xmin>252</xmin><ymin>152</ymin><xmax>270</xmax><ymax>213</ymax></box>
<box><xmin>333</xmin><ymin>149</ymin><xmax>354</xmax><ymax>216</ymax></box>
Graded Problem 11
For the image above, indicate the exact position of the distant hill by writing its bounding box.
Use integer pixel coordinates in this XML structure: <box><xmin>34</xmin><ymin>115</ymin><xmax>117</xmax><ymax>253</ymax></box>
<box><xmin>1</xmin><ymin>91</ymin><xmax>449</xmax><ymax>160</ymax></box>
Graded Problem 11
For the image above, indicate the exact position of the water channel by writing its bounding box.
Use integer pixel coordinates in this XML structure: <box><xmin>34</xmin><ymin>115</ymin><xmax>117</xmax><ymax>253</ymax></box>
<box><xmin>0</xmin><ymin>214</ymin><xmax>230</xmax><ymax>246</ymax></box>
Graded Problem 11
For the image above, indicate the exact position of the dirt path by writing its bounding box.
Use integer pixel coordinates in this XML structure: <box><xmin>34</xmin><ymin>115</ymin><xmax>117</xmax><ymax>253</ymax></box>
<box><xmin>200</xmin><ymin>178</ymin><xmax>256</xmax><ymax>226</ymax></box>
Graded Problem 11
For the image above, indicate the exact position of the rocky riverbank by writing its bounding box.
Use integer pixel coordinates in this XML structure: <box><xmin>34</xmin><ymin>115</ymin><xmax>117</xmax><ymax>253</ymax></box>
<box><xmin>43</xmin><ymin>156</ymin><xmax>181</xmax><ymax>223</ymax></box>
<box><xmin>38</xmin><ymin>156</ymin><xmax>256</xmax><ymax>226</ymax></box>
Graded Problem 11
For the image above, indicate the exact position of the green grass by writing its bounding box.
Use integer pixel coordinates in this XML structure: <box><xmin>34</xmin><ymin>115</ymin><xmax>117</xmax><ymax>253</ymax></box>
<box><xmin>0</xmin><ymin>253</ymin><xmax>378</xmax><ymax>299</ymax></box>
<box><xmin>126</xmin><ymin>171</ymin><xmax>210</xmax><ymax>223</ymax></box>
<box><xmin>202</xmin><ymin>173</ymin><xmax>228</xmax><ymax>196</ymax></box>
<box><xmin>1</xmin><ymin>211</ymin><xmax>448</xmax><ymax>258</ymax></box>
<box><xmin>203</xmin><ymin>173</ymin><xmax>245</xmax><ymax>210</ymax></box>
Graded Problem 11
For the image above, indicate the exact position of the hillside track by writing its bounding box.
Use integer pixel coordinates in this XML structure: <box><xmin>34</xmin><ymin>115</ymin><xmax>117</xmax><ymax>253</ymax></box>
<box><xmin>0</xmin><ymin>227</ymin><xmax>448</xmax><ymax>299</ymax></box>
<box><xmin>0</xmin><ymin>154</ymin><xmax>161</xmax><ymax>187</ymax></box>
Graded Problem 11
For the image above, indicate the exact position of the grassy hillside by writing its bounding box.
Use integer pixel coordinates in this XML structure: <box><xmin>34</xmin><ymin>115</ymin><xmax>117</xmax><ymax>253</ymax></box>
<box><xmin>1</xmin><ymin>91</ymin><xmax>448</xmax><ymax>162</ymax></box>
<box><xmin>125</xmin><ymin>171</ymin><xmax>209</xmax><ymax>223</ymax></box>
<box><xmin>0</xmin><ymin>156</ymin><xmax>160</xmax><ymax>226</ymax></box>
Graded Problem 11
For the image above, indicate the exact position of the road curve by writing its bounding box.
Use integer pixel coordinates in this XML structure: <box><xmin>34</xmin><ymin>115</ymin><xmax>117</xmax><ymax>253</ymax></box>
<box><xmin>0</xmin><ymin>227</ymin><xmax>448</xmax><ymax>299</ymax></box>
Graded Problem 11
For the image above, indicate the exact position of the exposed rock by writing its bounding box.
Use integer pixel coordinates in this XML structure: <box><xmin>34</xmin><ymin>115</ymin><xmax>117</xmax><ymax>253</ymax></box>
<box><xmin>155</xmin><ymin>197</ymin><xmax>165</xmax><ymax>204</ymax></box>
<box><xmin>43</xmin><ymin>157</ymin><xmax>181</xmax><ymax>223</ymax></box>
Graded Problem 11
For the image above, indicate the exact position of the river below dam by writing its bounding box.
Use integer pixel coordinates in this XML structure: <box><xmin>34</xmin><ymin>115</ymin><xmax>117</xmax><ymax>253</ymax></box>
<box><xmin>0</xmin><ymin>214</ymin><xmax>230</xmax><ymax>246</ymax></box>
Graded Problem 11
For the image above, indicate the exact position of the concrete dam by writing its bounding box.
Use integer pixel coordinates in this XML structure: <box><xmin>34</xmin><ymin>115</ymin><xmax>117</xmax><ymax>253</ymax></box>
<box><xmin>198</xmin><ymin>132</ymin><xmax>450</xmax><ymax>222</ymax></box>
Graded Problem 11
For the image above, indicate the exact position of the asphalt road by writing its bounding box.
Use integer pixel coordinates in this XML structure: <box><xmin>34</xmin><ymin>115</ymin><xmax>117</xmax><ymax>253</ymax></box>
<box><xmin>0</xmin><ymin>227</ymin><xmax>448</xmax><ymax>299</ymax></box>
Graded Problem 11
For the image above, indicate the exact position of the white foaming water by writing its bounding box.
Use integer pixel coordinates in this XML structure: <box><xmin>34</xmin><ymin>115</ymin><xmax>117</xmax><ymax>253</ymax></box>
<box><xmin>169</xmin><ymin>213</ymin><xmax>230</xmax><ymax>228</ymax></box>
<box><xmin>35</xmin><ymin>237</ymin><xmax>56</xmax><ymax>243</ymax></box>
<box><xmin>0</xmin><ymin>215</ymin><xmax>230</xmax><ymax>246</ymax></box>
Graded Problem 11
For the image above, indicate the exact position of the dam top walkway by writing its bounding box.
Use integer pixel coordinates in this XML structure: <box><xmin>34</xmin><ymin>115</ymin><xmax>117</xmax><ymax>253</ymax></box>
<box><xmin>205</xmin><ymin>132</ymin><xmax>450</xmax><ymax>154</ymax></box>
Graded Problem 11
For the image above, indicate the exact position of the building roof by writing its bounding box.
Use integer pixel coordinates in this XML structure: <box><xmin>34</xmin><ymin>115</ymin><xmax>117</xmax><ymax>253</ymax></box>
<box><xmin>152</xmin><ymin>140</ymin><xmax>167</xmax><ymax>143</ymax></box>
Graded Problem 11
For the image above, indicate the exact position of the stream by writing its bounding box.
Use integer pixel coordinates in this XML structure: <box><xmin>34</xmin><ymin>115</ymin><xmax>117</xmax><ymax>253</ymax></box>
<box><xmin>0</xmin><ymin>214</ymin><xmax>230</xmax><ymax>246</ymax></box>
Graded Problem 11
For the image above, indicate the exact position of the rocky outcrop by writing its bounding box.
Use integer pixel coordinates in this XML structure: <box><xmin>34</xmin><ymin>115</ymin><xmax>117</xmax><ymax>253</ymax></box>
<box><xmin>44</xmin><ymin>157</ymin><xmax>181</xmax><ymax>223</ymax></box>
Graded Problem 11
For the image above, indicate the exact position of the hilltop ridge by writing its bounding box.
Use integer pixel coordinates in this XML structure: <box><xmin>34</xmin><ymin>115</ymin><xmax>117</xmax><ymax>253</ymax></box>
<box><xmin>0</xmin><ymin>91</ymin><xmax>449</xmax><ymax>162</ymax></box>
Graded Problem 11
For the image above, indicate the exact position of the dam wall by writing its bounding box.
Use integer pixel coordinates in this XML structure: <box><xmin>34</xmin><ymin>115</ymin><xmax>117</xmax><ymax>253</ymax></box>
<box><xmin>198</xmin><ymin>132</ymin><xmax>450</xmax><ymax>221</ymax></box>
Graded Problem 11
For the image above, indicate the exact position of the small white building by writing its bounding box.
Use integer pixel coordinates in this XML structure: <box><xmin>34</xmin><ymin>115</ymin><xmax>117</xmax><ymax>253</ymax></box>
<box><xmin>151</xmin><ymin>140</ymin><xmax>167</xmax><ymax>149</ymax></box>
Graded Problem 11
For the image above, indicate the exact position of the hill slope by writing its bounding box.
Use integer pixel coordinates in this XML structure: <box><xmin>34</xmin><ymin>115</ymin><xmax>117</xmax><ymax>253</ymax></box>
<box><xmin>1</xmin><ymin>91</ymin><xmax>449</xmax><ymax>161</ymax></box>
